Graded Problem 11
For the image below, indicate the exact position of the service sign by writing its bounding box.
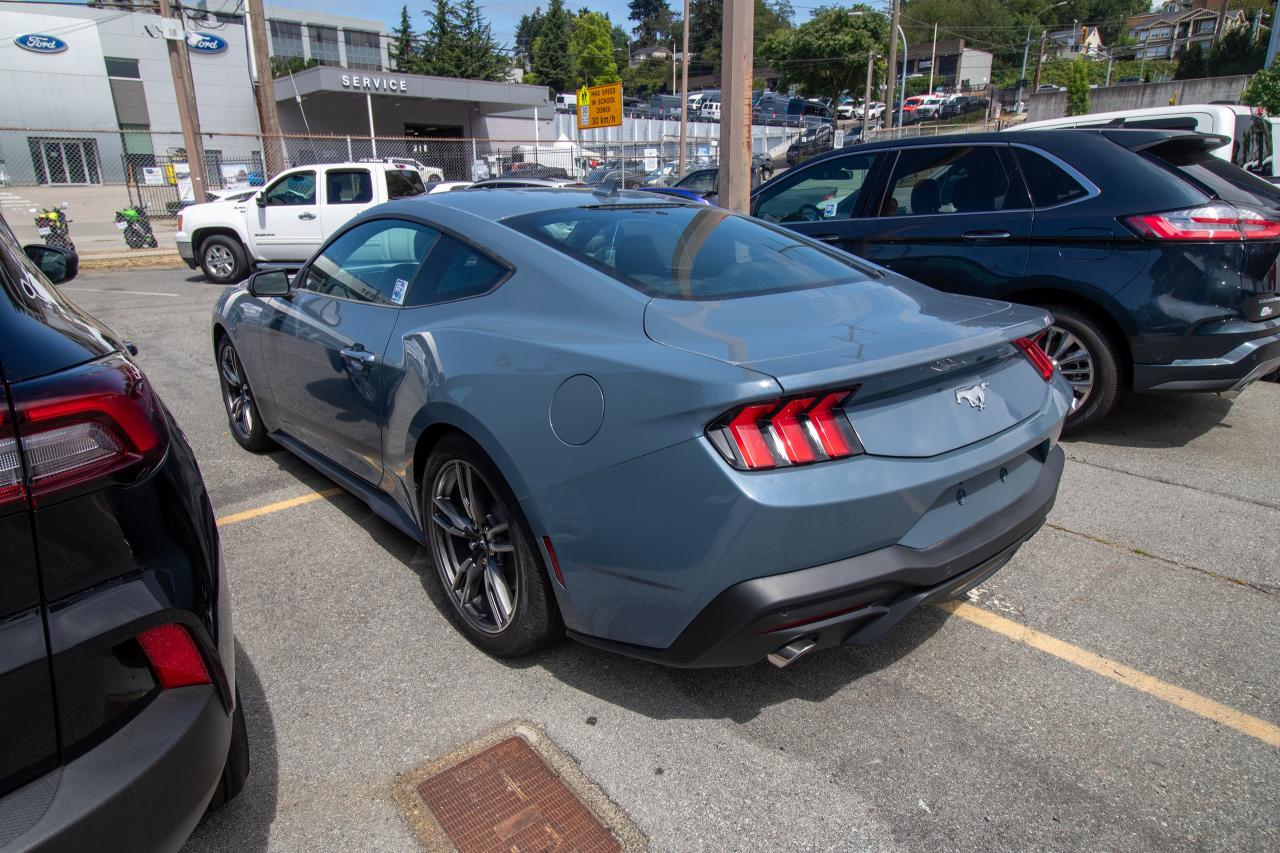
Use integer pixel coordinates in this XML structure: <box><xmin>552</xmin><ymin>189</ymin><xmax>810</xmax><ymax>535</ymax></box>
<box><xmin>15</xmin><ymin>33</ymin><xmax>68</xmax><ymax>54</ymax></box>
<box><xmin>186</xmin><ymin>32</ymin><xmax>228</xmax><ymax>54</ymax></box>
<box><xmin>577</xmin><ymin>83</ymin><xmax>623</xmax><ymax>130</ymax></box>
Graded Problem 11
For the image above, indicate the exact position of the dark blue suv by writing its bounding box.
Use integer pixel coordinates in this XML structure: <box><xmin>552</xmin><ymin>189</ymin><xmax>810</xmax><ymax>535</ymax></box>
<box><xmin>752</xmin><ymin>129</ymin><xmax>1280</xmax><ymax>430</ymax></box>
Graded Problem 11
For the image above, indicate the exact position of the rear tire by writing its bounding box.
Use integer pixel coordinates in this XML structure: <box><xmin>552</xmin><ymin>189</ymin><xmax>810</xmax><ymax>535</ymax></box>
<box><xmin>205</xmin><ymin>689</ymin><xmax>249</xmax><ymax>812</ymax></box>
<box><xmin>421</xmin><ymin>434</ymin><xmax>561</xmax><ymax>658</ymax></box>
<box><xmin>1037</xmin><ymin>303</ymin><xmax>1123</xmax><ymax>434</ymax></box>
<box><xmin>200</xmin><ymin>235</ymin><xmax>249</xmax><ymax>284</ymax></box>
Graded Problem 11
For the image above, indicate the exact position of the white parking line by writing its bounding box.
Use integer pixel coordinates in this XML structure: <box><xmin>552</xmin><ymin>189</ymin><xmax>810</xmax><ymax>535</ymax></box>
<box><xmin>61</xmin><ymin>287</ymin><xmax>179</xmax><ymax>298</ymax></box>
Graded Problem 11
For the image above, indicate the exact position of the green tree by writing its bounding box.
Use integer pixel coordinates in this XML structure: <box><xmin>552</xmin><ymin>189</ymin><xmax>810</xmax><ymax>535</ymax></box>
<box><xmin>1175</xmin><ymin>41</ymin><xmax>1207</xmax><ymax>80</ymax></box>
<box><xmin>571</xmin><ymin>11</ymin><xmax>621</xmax><ymax>85</ymax></box>
<box><xmin>531</xmin><ymin>0</ymin><xmax>574</xmax><ymax>92</ymax></box>
<box><xmin>392</xmin><ymin>5</ymin><xmax>419</xmax><ymax>73</ymax></box>
<box><xmin>687</xmin><ymin>0</ymin><xmax>791</xmax><ymax>70</ymax></box>
<box><xmin>453</xmin><ymin>0</ymin><xmax>507</xmax><ymax>81</ymax></box>
<box><xmin>1065</xmin><ymin>58</ymin><xmax>1089</xmax><ymax>116</ymax></box>
<box><xmin>628</xmin><ymin>0</ymin><xmax>674</xmax><ymax>47</ymax></box>
<box><xmin>759</xmin><ymin>4</ymin><xmax>885</xmax><ymax>101</ymax></box>
<box><xmin>421</xmin><ymin>0</ymin><xmax>461</xmax><ymax>76</ymax></box>
<box><xmin>270</xmin><ymin>55</ymin><xmax>317</xmax><ymax>78</ymax></box>
<box><xmin>515</xmin><ymin>8</ymin><xmax>545</xmax><ymax>68</ymax></box>
<box><xmin>610</xmin><ymin>24</ymin><xmax>630</xmax><ymax>75</ymax></box>
<box><xmin>1241</xmin><ymin>62</ymin><xmax>1280</xmax><ymax>115</ymax></box>
<box><xmin>1207</xmin><ymin>23</ymin><xmax>1267</xmax><ymax>77</ymax></box>
<box><xmin>620</xmin><ymin>55</ymin><xmax>670</xmax><ymax>96</ymax></box>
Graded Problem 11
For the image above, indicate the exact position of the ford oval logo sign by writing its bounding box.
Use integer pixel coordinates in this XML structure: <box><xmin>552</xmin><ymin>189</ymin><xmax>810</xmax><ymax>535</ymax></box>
<box><xmin>186</xmin><ymin>32</ymin><xmax>227</xmax><ymax>53</ymax></box>
<box><xmin>15</xmin><ymin>33</ymin><xmax>69</xmax><ymax>54</ymax></box>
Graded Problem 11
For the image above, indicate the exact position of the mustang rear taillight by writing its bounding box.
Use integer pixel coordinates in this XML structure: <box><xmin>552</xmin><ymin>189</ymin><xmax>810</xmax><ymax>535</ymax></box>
<box><xmin>1013</xmin><ymin>336</ymin><xmax>1057</xmax><ymax>382</ymax></box>
<box><xmin>0</xmin><ymin>354</ymin><xmax>168</xmax><ymax>508</ymax></box>
<box><xmin>137</xmin><ymin>623</ymin><xmax>211</xmax><ymax>689</ymax></box>
<box><xmin>709</xmin><ymin>389</ymin><xmax>863</xmax><ymax>470</ymax></box>
<box><xmin>1124</xmin><ymin>204</ymin><xmax>1280</xmax><ymax>241</ymax></box>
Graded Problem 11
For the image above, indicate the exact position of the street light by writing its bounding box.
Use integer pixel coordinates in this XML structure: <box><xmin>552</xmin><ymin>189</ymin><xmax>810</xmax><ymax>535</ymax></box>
<box><xmin>1018</xmin><ymin>1</ymin><xmax>1068</xmax><ymax>112</ymax></box>
<box><xmin>851</xmin><ymin>10</ymin><xmax>908</xmax><ymax>129</ymax></box>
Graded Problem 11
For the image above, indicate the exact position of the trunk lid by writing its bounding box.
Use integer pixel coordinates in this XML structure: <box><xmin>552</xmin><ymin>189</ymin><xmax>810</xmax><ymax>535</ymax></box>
<box><xmin>644</xmin><ymin>279</ymin><xmax>1053</xmax><ymax>457</ymax></box>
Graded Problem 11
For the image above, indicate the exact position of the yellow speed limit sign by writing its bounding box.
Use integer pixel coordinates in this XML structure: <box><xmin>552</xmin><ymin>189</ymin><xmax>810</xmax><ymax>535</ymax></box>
<box><xmin>577</xmin><ymin>82</ymin><xmax>623</xmax><ymax>130</ymax></box>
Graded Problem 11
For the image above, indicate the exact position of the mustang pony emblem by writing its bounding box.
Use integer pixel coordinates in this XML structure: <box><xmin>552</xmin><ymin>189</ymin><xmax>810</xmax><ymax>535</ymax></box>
<box><xmin>955</xmin><ymin>382</ymin><xmax>989</xmax><ymax>410</ymax></box>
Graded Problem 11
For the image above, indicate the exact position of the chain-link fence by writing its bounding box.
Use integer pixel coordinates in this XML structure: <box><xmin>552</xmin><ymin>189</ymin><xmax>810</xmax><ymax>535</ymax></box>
<box><xmin>0</xmin><ymin>126</ymin><xmax>802</xmax><ymax>254</ymax></box>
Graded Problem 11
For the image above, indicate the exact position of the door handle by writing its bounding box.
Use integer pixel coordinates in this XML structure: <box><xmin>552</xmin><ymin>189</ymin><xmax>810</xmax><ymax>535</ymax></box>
<box><xmin>812</xmin><ymin>233</ymin><xmax>842</xmax><ymax>243</ymax></box>
<box><xmin>298</xmin><ymin>212</ymin><xmax>317</xmax><ymax>220</ymax></box>
<box><xmin>340</xmin><ymin>346</ymin><xmax>376</xmax><ymax>370</ymax></box>
<box><xmin>962</xmin><ymin>230</ymin><xmax>1011</xmax><ymax>242</ymax></box>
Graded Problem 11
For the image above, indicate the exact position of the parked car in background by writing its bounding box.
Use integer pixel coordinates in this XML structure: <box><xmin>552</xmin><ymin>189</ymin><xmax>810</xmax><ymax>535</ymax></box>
<box><xmin>1</xmin><ymin>211</ymin><xmax>246</xmax><ymax>849</ymax></box>
<box><xmin>212</xmin><ymin>188</ymin><xmax>1070</xmax><ymax>668</ymax></box>
<box><xmin>700</xmin><ymin>97</ymin><xmax>722</xmax><ymax>122</ymax></box>
<box><xmin>470</xmin><ymin>177</ymin><xmax>582</xmax><ymax>189</ymax></box>
<box><xmin>856</xmin><ymin>101</ymin><xmax>886</xmax><ymax>120</ymax></box>
<box><xmin>500</xmin><ymin>164</ymin><xmax>571</xmax><ymax>180</ymax></box>
<box><xmin>425</xmin><ymin>181</ymin><xmax>474</xmax><ymax>194</ymax></box>
<box><xmin>787</xmin><ymin>123</ymin><xmax>835</xmax><ymax>166</ymax></box>
<box><xmin>555</xmin><ymin>92</ymin><xmax>576</xmax><ymax>113</ymax></box>
<box><xmin>836</xmin><ymin>98</ymin><xmax>856</xmax><ymax>120</ymax></box>
<box><xmin>752</xmin><ymin>129</ymin><xmax>1280</xmax><ymax>430</ymax></box>
<box><xmin>1010</xmin><ymin>103</ymin><xmax>1277</xmax><ymax>183</ymax></box>
<box><xmin>176</xmin><ymin>161</ymin><xmax>427</xmax><ymax>283</ymax></box>
<box><xmin>359</xmin><ymin>157</ymin><xmax>444</xmax><ymax>183</ymax></box>
<box><xmin>585</xmin><ymin>168</ymin><xmax>647</xmax><ymax>186</ymax></box>
<box><xmin>649</xmin><ymin>94</ymin><xmax>684</xmax><ymax>120</ymax></box>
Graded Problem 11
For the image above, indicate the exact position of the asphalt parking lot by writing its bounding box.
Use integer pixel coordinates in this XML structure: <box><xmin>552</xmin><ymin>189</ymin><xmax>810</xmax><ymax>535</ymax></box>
<box><xmin>62</xmin><ymin>268</ymin><xmax>1279</xmax><ymax>851</ymax></box>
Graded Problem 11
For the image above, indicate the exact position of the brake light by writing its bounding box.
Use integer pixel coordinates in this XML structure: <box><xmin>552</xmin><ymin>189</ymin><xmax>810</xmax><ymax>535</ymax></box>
<box><xmin>709</xmin><ymin>389</ymin><xmax>863</xmax><ymax>470</ymax></box>
<box><xmin>137</xmin><ymin>623</ymin><xmax>211</xmax><ymax>689</ymax></box>
<box><xmin>0</xmin><ymin>355</ymin><xmax>168</xmax><ymax>508</ymax></box>
<box><xmin>1013</xmin><ymin>336</ymin><xmax>1057</xmax><ymax>381</ymax></box>
<box><xmin>1125</xmin><ymin>204</ymin><xmax>1280</xmax><ymax>241</ymax></box>
<box><xmin>176</xmin><ymin>213</ymin><xmax>183</xmax><ymax>232</ymax></box>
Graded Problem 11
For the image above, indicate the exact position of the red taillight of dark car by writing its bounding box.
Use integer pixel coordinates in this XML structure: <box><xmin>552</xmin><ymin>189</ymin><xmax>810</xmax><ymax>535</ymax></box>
<box><xmin>1124</xmin><ymin>204</ymin><xmax>1280</xmax><ymax>241</ymax></box>
<box><xmin>137</xmin><ymin>623</ymin><xmax>212</xmax><ymax>689</ymax></box>
<box><xmin>0</xmin><ymin>354</ymin><xmax>169</xmax><ymax>508</ymax></box>
<box><xmin>1013</xmin><ymin>336</ymin><xmax>1058</xmax><ymax>382</ymax></box>
<box><xmin>709</xmin><ymin>389</ymin><xmax>864</xmax><ymax>471</ymax></box>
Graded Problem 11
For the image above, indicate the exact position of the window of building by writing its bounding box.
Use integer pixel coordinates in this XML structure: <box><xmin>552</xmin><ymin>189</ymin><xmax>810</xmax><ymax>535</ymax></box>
<box><xmin>309</xmin><ymin>25</ymin><xmax>341</xmax><ymax>66</ymax></box>
<box><xmin>344</xmin><ymin>29</ymin><xmax>382</xmax><ymax>70</ymax></box>
<box><xmin>269</xmin><ymin>19</ymin><xmax>305</xmax><ymax>61</ymax></box>
<box><xmin>104</xmin><ymin>57</ymin><xmax>140</xmax><ymax>79</ymax></box>
<box><xmin>1195</xmin><ymin>18</ymin><xmax>1217</xmax><ymax>34</ymax></box>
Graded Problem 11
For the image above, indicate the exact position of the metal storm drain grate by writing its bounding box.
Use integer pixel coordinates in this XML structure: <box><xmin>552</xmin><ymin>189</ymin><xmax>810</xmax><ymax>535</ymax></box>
<box><xmin>397</xmin><ymin>723</ymin><xmax>643</xmax><ymax>852</ymax></box>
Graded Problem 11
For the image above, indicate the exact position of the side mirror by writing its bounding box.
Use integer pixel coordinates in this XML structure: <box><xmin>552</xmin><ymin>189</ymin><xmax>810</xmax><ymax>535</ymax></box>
<box><xmin>24</xmin><ymin>244</ymin><xmax>78</xmax><ymax>284</ymax></box>
<box><xmin>247</xmin><ymin>269</ymin><xmax>290</xmax><ymax>297</ymax></box>
<box><xmin>255</xmin><ymin>193</ymin><xmax>267</xmax><ymax>207</ymax></box>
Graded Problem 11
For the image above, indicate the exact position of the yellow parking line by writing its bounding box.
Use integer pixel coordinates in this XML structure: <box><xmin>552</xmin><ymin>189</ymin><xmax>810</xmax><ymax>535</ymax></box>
<box><xmin>215</xmin><ymin>487</ymin><xmax>343</xmax><ymax>527</ymax></box>
<box><xmin>937</xmin><ymin>600</ymin><xmax>1280</xmax><ymax>749</ymax></box>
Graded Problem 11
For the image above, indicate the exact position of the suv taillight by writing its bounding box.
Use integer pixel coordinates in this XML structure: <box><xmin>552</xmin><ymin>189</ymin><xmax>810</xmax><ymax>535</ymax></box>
<box><xmin>708</xmin><ymin>389</ymin><xmax>864</xmax><ymax>470</ymax></box>
<box><xmin>0</xmin><ymin>354</ymin><xmax>168</xmax><ymax>508</ymax></box>
<box><xmin>1124</xmin><ymin>204</ymin><xmax>1280</xmax><ymax>241</ymax></box>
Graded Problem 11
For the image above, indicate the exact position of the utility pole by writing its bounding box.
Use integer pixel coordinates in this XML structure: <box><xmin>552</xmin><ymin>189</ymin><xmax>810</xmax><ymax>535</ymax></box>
<box><xmin>672</xmin><ymin>40</ymin><xmax>677</xmax><ymax>94</ymax></box>
<box><xmin>719</xmin><ymin>0</ymin><xmax>754</xmax><ymax>213</ymax></box>
<box><xmin>679</xmin><ymin>0</ymin><xmax>690</xmax><ymax>177</ymax></box>
<box><xmin>159</xmin><ymin>0</ymin><xmax>208</xmax><ymax>201</ymax></box>
<box><xmin>862</xmin><ymin>51</ymin><xmax>874</xmax><ymax>138</ymax></box>
<box><xmin>928</xmin><ymin>23</ymin><xmax>937</xmax><ymax>93</ymax></box>
<box><xmin>1017</xmin><ymin>25</ymin><xmax>1032</xmax><ymax>112</ymax></box>
<box><xmin>1032</xmin><ymin>29</ymin><xmax>1048</xmax><ymax>91</ymax></box>
<box><xmin>245</xmin><ymin>0</ymin><xmax>285</xmax><ymax>177</ymax></box>
<box><xmin>884</xmin><ymin>0</ymin><xmax>901</xmax><ymax>129</ymax></box>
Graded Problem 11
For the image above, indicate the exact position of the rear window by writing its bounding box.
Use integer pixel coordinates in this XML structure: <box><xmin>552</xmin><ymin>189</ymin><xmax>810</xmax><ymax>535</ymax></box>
<box><xmin>1233</xmin><ymin>113</ymin><xmax>1272</xmax><ymax>177</ymax></box>
<box><xmin>1148</xmin><ymin>143</ymin><xmax>1280</xmax><ymax>208</ymax></box>
<box><xmin>387</xmin><ymin>169</ymin><xmax>425</xmax><ymax>199</ymax></box>
<box><xmin>503</xmin><ymin>204</ymin><xmax>871</xmax><ymax>300</ymax></box>
<box><xmin>1013</xmin><ymin>148</ymin><xmax>1090</xmax><ymax>207</ymax></box>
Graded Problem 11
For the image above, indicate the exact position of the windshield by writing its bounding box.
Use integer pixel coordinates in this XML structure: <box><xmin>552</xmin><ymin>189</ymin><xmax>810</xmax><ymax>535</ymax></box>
<box><xmin>502</xmin><ymin>204</ymin><xmax>872</xmax><ymax>300</ymax></box>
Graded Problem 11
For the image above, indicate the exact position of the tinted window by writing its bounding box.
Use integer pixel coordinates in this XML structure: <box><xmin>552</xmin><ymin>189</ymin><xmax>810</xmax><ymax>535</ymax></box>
<box><xmin>754</xmin><ymin>153</ymin><xmax>877</xmax><ymax>223</ymax></box>
<box><xmin>263</xmin><ymin>171</ymin><xmax>315</xmax><ymax>206</ymax></box>
<box><xmin>302</xmin><ymin>219</ymin><xmax>439</xmax><ymax>305</ymax></box>
<box><xmin>1148</xmin><ymin>144</ymin><xmax>1280</xmax><ymax>207</ymax></box>
<box><xmin>675</xmin><ymin>170</ymin><xmax>717</xmax><ymax>193</ymax></box>
<box><xmin>1013</xmin><ymin>148</ymin><xmax>1089</xmax><ymax>207</ymax></box>
<box><xmin>104</xmin><ymin>57</ymin><xmax>140</xmax><ymax>78</ymax></box>
<box><xmin>409</xmin><ymin>235</ymin><xmax>507</xmax><ymax>306</ymax></box>
<box><xmin>387</xmin><ymin>169</ymin><xmax>426</xmax><ymax>199</ymax></box>
<box><xmin>878</xmin><ymin>146</ymin><xmax>1029</xmax><ymax>216</ymax></box>
<box><xmin>504</xmin><ymin>205</ymin><xmax>872</xmax><ymax>300</ymax></box>
<box><xmin>325</xmin><ymin>169</ymin><xmax>373</xmax><ymax>205</ymax></box>
<box><xmin>1233</xmin><ymin>114</ymin><xmax>1273</xmax><ymax>176</ymax></box>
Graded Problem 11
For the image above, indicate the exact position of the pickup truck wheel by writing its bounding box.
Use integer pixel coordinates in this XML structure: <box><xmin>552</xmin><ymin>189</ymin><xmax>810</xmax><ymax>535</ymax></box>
<box><xmin>200</xmin><ymin>235</ymin><xmax>248</xmax><ymax>284</ymax></box>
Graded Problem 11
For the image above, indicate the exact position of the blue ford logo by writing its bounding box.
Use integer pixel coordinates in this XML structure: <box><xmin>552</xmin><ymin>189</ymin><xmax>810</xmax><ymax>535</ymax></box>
<box><xmin>15</xmin><ymin>33</ymin><xmax>68</xmax><ymax>54</ymax></box>
<box><xmin>186</xmin><ymin>32</ymin><xmax>227</xmax><ymax>53</ymax></box>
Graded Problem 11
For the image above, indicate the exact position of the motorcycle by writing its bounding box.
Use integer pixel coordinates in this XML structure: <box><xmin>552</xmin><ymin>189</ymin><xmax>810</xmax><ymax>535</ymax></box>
<box><xmin>31</xmin><ymin>203</ymin><xmax>74</xmax><ymax>252</ymax></box>
<box><xmin>115</xmin><ymin>202</ymin><xmax>158</xmax><ymax>249</ymax></box>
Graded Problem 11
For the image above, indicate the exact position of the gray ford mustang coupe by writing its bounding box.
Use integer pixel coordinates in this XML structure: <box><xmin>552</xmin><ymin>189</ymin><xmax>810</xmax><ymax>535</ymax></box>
<box><xmin>212</xmin><ymin>188</ymin><xmax>1072</xmax><ymax>668</ymax></box>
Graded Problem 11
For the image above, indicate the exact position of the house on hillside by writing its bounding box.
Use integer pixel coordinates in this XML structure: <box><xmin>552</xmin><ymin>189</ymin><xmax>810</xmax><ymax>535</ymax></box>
<box><xmin>1046</xmin><ymin>25</ymin><xmax>1105</xmax><ymax>60</ymax></box>
<box><xmin>1126</xmin><ymin>0</ymin><xmax>1249</xmax><ymax>60</ymax></box>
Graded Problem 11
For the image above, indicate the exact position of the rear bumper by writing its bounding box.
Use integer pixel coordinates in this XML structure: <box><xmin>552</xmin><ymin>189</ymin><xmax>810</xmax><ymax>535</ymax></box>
<box><xmin>1133</xmin><ymin>326</ymin><xmax>1280</xmax><ymax>395</ymax></box>
<box><xmin>0</xmin><ymin>686</ymin><xmax>230</xmax><ymax>853</ymax></box>
<box><xmin>569</xmin><ymin>445</ymin><xmax>1064</xmax><ymax>668</ymax></box>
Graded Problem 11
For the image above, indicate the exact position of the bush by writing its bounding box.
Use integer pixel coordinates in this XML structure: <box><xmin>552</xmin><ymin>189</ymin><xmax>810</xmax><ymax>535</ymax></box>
<box><xmin>1066</xmin><ymin>59</ymin><xmax>1089</xmax><ymax>116</ymax></box>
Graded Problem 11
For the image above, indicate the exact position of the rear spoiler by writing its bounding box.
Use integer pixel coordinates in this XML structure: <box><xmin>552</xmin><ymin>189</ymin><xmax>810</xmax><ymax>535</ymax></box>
<box><xmin>1099</xmin><ymin>129</ymin><xmax>1231</xmax><ymax>153</ymax></box>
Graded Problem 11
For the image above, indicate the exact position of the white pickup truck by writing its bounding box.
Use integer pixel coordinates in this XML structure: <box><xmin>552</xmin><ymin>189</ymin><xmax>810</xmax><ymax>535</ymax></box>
<box><xmin>176</xmin><ymin>161</ymin><xmax>427</xmax><ymax>283</ymax></box>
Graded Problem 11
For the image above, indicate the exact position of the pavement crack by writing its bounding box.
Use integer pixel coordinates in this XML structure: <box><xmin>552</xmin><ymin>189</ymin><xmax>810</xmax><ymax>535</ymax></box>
<box><xmin>1064</xmin><ymin>454</ymin><xmax>1280</xmax><ymax>513</ymax></box>
<box><xmin>1043</xmin><ymin>521</ymin><xmax>1277</xmax><ymax>596</ymax></box>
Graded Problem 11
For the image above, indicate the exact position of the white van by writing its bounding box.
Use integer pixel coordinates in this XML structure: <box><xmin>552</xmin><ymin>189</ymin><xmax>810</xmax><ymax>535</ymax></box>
<box><xmin>1008</xmin><ymin>103</ymin><xmax>1275</xmax><ymax>181</ymax></box>
<box><xmin>554</xmin><ymin>93</ymin><xmax>577</xmax><ymax>114</ymax></box>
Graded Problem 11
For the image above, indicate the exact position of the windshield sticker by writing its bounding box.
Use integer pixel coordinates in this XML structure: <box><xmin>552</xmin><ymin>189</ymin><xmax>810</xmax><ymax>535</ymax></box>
<box><xmin>391</xmin><ymin>278</ymin><xmax>409</xmax><ymax>305</ymax></box>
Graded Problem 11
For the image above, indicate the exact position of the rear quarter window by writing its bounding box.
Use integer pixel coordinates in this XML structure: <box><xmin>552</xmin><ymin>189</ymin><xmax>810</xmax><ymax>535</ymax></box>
<box><xmin>1012</xmin><ymin>148</ymin><xmax>1090</xmax><ymax>207</ymax></box>
<box><xmin>387</xmin><ymin>169</ymin><xmax>426</xmax><ymax>199</ymax></box>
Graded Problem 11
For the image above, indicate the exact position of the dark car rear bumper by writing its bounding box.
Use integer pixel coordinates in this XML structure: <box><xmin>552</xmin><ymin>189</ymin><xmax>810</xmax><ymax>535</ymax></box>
<box><xmin>0</xmin><ymin>686</ymin><xmax>230</xmax><ymax>853</ymax></box>
<box><xmin>568</xmin><ymin>445</ymin><xmax>1064</xmax><ymax>668</ymax></box>
<box><xmin>1134</xmin><ymin>326</ymin><xmax>1280</xmax><ymax>395</ymax></box>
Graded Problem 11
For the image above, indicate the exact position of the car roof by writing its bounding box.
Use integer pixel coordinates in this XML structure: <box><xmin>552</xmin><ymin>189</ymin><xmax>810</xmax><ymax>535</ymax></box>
<box><xmin>799</xmin><ymin>127</ymin><xmax>1210</xmax><ymax>160</ymax></box>
<box><xmin>1013</xmin><ymin>102</ymin><xmax>1248</xmax><ymax>131</ymax></box>
<box><xmin>380</xmin><ymin>187</ymin><xmax>689</xmax><ymax>221</ymax></box>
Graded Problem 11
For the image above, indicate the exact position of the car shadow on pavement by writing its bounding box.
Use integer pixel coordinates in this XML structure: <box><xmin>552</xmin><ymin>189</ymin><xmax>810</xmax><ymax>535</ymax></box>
<box><xmin>183</xmin><ymin>643</ymin><xmax>280</xmax><ymax>852</ymax></box>
<box><xmin>1066</xmin><ymin>391</ymin><xmax>1233</xmax><ymax>450</ymax></box>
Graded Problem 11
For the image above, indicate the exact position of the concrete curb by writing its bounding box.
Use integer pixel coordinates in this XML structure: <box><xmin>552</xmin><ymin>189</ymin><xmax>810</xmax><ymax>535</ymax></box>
<box><xmin>80</xmin><ymin>251</ymin><xmax>186</xmax><ymax>272</ymax></box>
